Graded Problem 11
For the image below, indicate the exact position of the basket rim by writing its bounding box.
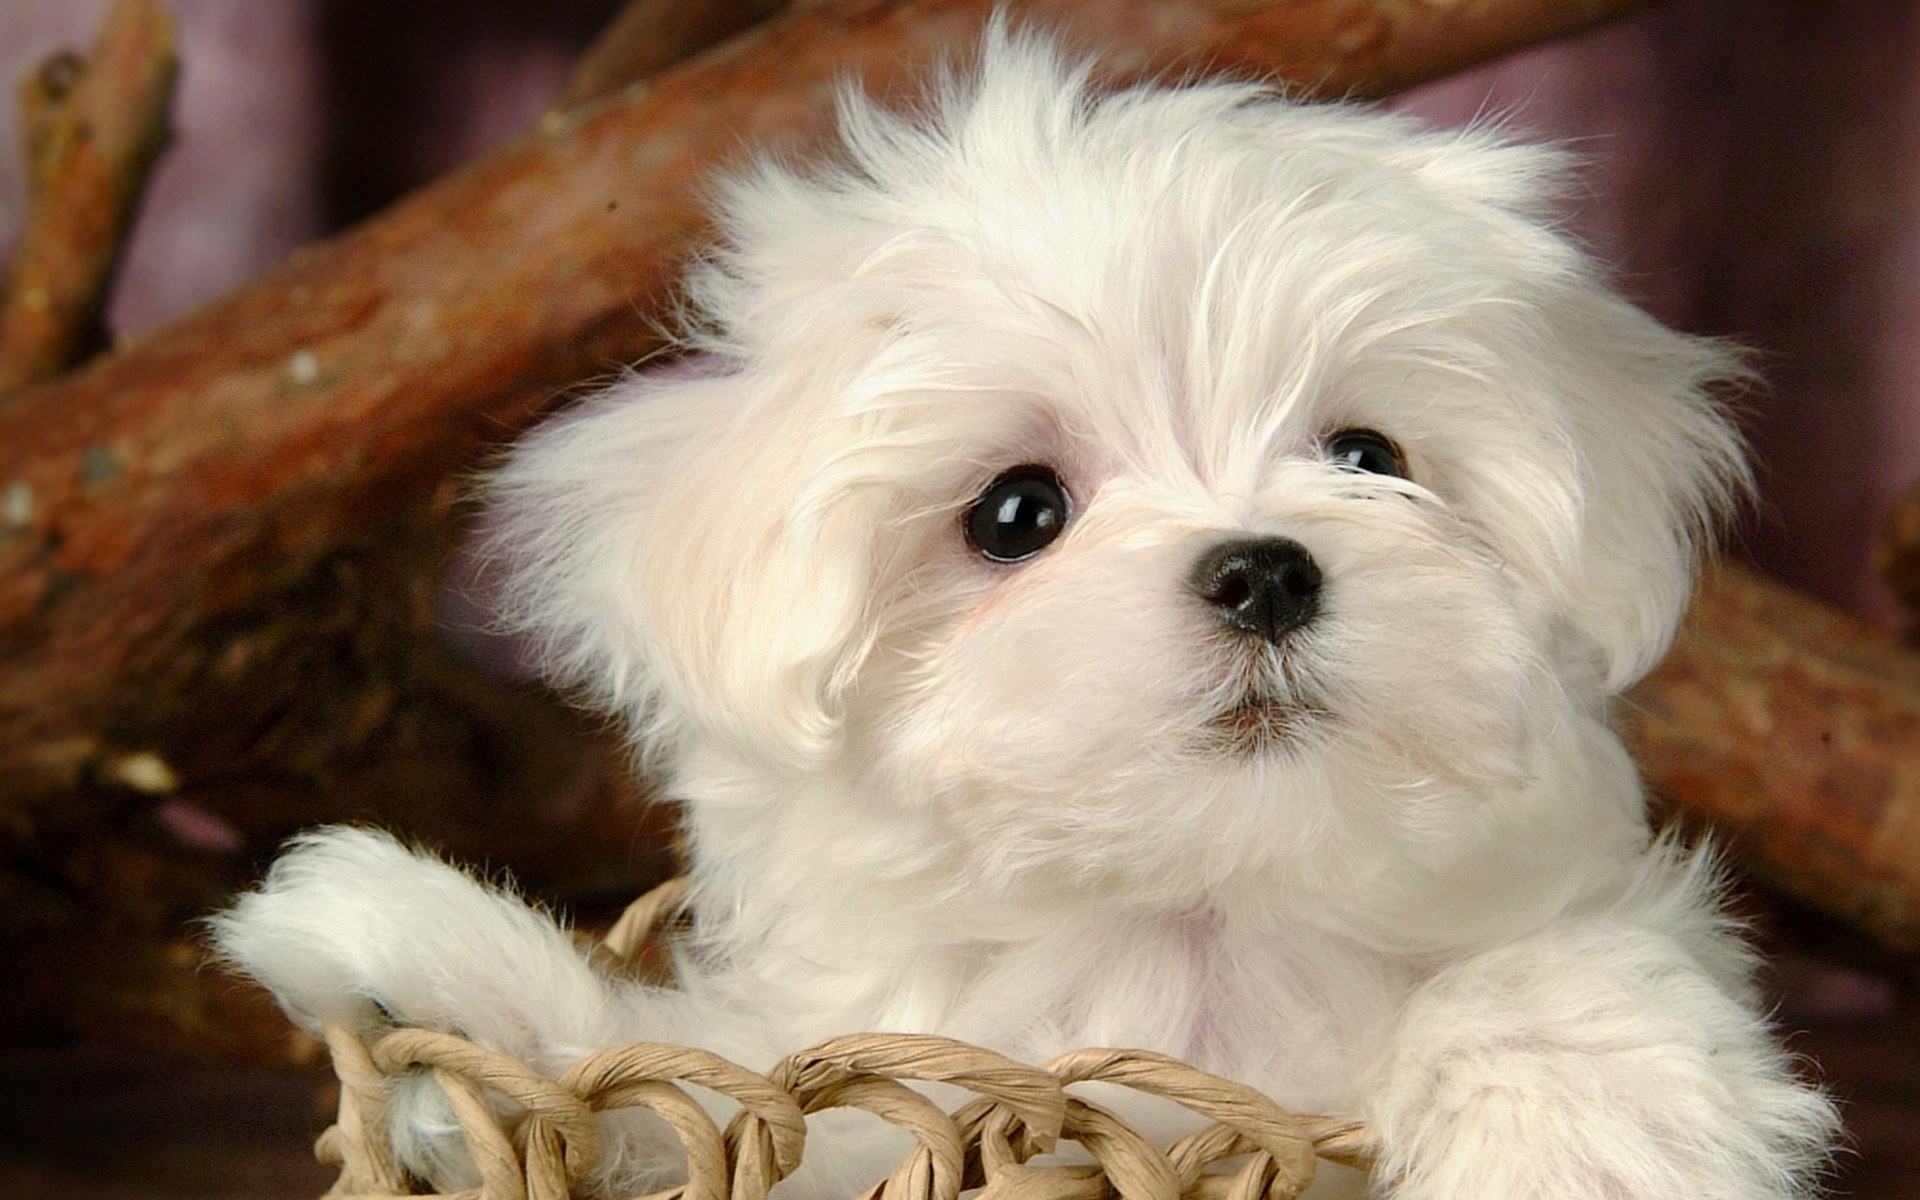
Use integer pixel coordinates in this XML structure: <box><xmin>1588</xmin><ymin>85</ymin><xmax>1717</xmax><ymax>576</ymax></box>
<box><xmin>307</xmin><ymin>877</ymin><xmax>1379</xmax><ymax>1200</ymax></box>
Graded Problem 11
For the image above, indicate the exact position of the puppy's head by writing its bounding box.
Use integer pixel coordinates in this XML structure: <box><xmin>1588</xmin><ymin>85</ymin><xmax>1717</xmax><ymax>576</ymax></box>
<box><xmin>488</xmin><ymin>32</ymin><xmax>1746</xmax><ymax>912</ymax></box>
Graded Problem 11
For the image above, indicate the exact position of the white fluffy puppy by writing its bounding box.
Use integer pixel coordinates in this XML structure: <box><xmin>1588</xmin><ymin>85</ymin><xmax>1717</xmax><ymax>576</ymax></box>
<box><xmin>213</xmin><ymin>28</ymin><xmax>1838</xmax><ymax>1200</ymax></box>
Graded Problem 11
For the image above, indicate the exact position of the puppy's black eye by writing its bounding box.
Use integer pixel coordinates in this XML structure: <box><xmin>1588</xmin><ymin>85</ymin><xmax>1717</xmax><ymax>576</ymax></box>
<box><xmin>965</xmin><ymin>465</ymin><xmax>1070</xmax><ymax>563</ymax></box>
<box><xmin>1325</xmin><ymin>428</ymin><xmax>1406</xmax><ymax>477</ymax></box>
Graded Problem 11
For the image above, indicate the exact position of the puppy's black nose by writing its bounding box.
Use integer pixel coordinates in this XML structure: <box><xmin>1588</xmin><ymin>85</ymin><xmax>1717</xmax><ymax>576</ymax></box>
<box><xmin>1189</xmin><ymin>536</ymin><xmax>1322</xmax><ymax>644</ymax></box>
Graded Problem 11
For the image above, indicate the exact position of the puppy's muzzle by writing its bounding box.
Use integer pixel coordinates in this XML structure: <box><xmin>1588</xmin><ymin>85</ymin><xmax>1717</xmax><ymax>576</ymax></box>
<box><xmin>1190</xmin><ymin>537</ymin><xmax>1322</xmax><ymax>644</ymax></box>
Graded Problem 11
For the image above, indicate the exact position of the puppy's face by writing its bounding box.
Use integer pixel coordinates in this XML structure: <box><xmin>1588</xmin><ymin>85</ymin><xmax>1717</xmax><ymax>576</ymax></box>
<box><xmin>490</xmin><ymin>40</ymin><xmax>1745</xmax><ymax>910</ymax></box>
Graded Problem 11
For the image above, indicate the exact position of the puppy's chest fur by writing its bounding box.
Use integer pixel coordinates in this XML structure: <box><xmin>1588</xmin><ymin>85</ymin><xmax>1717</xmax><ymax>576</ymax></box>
<box><xmin>753</xmin><ymin>905</ymin><xmax>1411</xmax><ymax>1116</ymax></box>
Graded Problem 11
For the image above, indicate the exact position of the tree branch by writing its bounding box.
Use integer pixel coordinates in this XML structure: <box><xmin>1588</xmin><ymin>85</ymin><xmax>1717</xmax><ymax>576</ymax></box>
<box><xmin>1877</xmin><ymin>478</ymin><xmax>1920</xmax><ymax>634</ymax></box>
<box><xmin>0</xmin><ymin>0</ymin><xmax>177</xmax><ymax>396</ymax></box>
<box><xmin>552</xmin><ymin>0</ymin><xmax>790</xmax><ymax>115</ymax></box>
<box><xmin>1627</xmin><ymin>562</ymin><xmax>1920</xmax><ymax>953</ymax></box>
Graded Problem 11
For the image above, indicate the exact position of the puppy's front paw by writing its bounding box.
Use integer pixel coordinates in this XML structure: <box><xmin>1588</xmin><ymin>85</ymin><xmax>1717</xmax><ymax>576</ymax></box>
<box><xmin>208</xmin><ymin>826</ymin><xmax>615</xmax><ymax>1064</ymax></box>
<box><xmin>212</xmin><ymin>828</ymin><xmax>674</xmax><ymax>1193</ymax></box>
<box><xmin>1364</xmin><ymin>922</ymin><xmax>1836</xmax><ymax>1200</ymax></box>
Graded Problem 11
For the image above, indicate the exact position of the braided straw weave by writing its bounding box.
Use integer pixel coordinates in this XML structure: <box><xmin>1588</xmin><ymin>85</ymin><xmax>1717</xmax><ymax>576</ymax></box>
<box><xmin>308</xmin><ymin>880</ymin><xmax>1377</xmax><ymax>1200</ymax></box>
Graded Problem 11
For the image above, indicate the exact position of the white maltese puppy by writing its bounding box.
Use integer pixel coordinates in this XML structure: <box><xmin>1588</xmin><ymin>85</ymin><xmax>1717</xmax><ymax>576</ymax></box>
<box><xmin>213</xmin><ymin>27</ymin><xmax>1837</xmax><ymax>1200</ymax></box>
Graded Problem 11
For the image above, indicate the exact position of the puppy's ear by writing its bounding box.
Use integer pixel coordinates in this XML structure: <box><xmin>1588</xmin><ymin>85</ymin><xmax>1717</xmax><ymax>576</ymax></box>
<box><xmin>1410</xmin><ymin>130</ymin><xmax>1750</xmax><ymax>691</ymax></box>
<box><xmin>483</xmin><ymin>366</ymin><xmax>879</xmax><ymax>773</ymax></box>
<box><xmin>1551</xmin><ymin>297</ymin><xmax>1751</xmax><ymax>691</ymax></box>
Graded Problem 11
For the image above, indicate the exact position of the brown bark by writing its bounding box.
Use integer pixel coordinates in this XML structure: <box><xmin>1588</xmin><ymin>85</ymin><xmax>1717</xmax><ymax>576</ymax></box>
<box><xmin>0</xmin><ymin>0</ymin><xmax>177</xmax><ymax>396</ymax></box>
<box><xmin>1878</xmin><ymin>478</ymin><xmax>1920</xmax><ymax>629</ymax></box>
<box><xmin>553</xmin><ymin>0</ymin><xmax>790</xmax><ymax>115</ymax></box>
<box><xmin>1627</xmin><ymin>562</ymin><xmax>1920</xmax><ymax>954</ymax></box>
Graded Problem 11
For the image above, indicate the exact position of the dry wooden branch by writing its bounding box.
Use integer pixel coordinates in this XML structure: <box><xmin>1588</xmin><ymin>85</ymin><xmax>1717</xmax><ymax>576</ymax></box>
<box><xmin>1877</xmin><ymin>477</ymin><xmax>1920</xmax><ymax>628</ymax></box>
<box><xmin>554</xmin><ymin>0</ymin><xmax>789</xmax><ymax>114</ymax></box>
<box><xmin>1627</xmin><ymin>562</ymin><xmax>1920</xmax><ymax>953</ymax></box>
<box><xmin>0</xmin><ymin>0</ymin><xmax>177</xmax><ymax>396</ymax></box>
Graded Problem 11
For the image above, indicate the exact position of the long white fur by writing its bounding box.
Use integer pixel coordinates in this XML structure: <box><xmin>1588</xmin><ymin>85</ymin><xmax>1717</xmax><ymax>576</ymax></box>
<box><xmin>209</xmin><ymin>24</ymin><xmax>1838</xmax><ymax>1199</ymax></box>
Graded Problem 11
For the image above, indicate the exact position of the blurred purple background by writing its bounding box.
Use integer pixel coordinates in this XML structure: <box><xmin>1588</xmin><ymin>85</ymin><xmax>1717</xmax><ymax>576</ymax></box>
<box><xmin>0</xmin><ymin>1</ymin><xmax>1914</xmax><ymax>1197</ymax></box>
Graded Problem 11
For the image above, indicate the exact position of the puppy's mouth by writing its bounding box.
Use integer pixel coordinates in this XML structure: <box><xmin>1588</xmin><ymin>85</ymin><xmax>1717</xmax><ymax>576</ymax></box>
<box><xmin>1207</xmin><ymin>692</ymin><xmax>1322</xmax><ymax>754</ymax></box>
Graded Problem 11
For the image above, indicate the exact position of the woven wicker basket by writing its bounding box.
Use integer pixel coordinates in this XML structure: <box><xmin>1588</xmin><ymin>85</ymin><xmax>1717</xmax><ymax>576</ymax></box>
<box><xmin>306</xmin><ymin>879</ymin><xmax>1377</xmax><ymax>1200</ymax></box>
